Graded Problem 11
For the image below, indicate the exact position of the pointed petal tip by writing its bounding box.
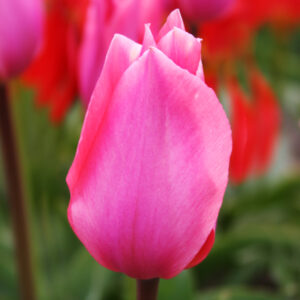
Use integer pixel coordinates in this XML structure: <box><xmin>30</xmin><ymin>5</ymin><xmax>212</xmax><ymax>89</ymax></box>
<box><xmin>169</xmin><ymin>9</ymin><xmax>185</xmax><ymax>27</ymax></box>
<box><xmin>141</xmin><ymin>24</ymin><xmax>156</xmax><ymax>54</ymax></box>
<box><xmin>158</xmin><ymin>9</ymin><xmax>185</xmax><ymax>40</ymax></box>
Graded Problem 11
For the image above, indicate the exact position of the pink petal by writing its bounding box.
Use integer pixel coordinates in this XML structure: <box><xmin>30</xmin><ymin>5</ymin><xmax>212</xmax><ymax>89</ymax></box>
<box><xmin>78</xmin><ymin>0</ymin><xmax>164</xmax><ymax>104</ymax></box>
<box><xmin>185</xmin><ymin>229</ymin><xmax>215</xmax><ymax>269</ymax></box>
<box><xmin>68</xmin><ymin>48</ymin><xmax>231</xmax><ymax>279</ymax></box>
<box><xmin>67</xmin><ymin>34</ymin><xmax>141</xmax><ymax>191</ymax></box>
<box><xmin>158</xmin><ymin>27</ymin><xmax>203</xmax><ymax>78</ymax></box>
<box><xmin>0</xmin><ymin>0</ymin><xmax>43</xmax><ymax>79</ymax></box>
<box><xmin>78</xmin><ymin>0</ymin><xmax>107</xmax><ymax>105</ymax></box>
<box><xmin>157</xmin><ymin>9</ymin><xmax>185</xmax><ymax>41</ymax></box>
<box><xmin>141</xmin><ymin>24</ymin><xmax>156</xmax><ymax>55</ymax></box>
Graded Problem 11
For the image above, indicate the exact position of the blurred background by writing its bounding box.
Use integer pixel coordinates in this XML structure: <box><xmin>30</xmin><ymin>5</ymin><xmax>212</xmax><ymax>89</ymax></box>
<box><xmin>0</xmin><ymin>0</ymin><xmax>300</xmax><ymax>299</ymax></box>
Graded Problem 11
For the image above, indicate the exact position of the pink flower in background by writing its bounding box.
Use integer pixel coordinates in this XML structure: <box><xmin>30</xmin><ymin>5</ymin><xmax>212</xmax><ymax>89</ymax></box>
<box><xmin>67</xmin><ymin>10</ymin><xmax>232</xmax><ymax>279</ymax></box>
<box><xmin>166</xmin><ymin>0</ymin><xmax>235</xmax><ymax>23</ymax></box>
<box><xmin>0</xmin><ymin>0</ymin><xmax>44</xmax><ymax>80</ymax></box>
<box><xmin>79</xmin><ymin>0</ymin><xmax>163</xmax><ymax>105</ymax></box>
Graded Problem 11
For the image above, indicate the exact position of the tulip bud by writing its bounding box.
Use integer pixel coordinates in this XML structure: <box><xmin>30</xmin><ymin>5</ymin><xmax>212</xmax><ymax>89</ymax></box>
<box><xmin>67</xmin><ymin>10</ymin><xmax>232</xmax><ymax>279</ymax></box>
<box><xmin>178</xmin><ymin>0</ymin><xmax>235</xmax><ymax>22</ymax></box>
<box><xmin>0</xmin><ymin>0</ymin><xmax>44</xmax><ymax>80</ymax></box>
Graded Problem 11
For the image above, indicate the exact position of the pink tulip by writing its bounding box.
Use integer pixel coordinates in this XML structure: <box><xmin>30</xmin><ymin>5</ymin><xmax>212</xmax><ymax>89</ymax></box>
<box><xmin>79</xmin><ymin>0</ymin><xmax>163</xmax><ymax>105</ymax></box>
<box><xmin>0</xmin><ymin>0</ymin><xmax>44</xmax><ymax>80</ymax></box>
<box><xmin>177</xmin><ymin>0</ymin><xmax>235</xmax><ymax>22</ymax></box>
<box><xmin>67</xmin><ymin>10</ymin><xmax>232</xmax><ymax>279</ymax></box>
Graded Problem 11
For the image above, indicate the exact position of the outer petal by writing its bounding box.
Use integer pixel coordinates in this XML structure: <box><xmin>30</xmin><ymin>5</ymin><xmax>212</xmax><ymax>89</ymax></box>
<box><xmin>68</xmin><ymin>48</ymin><xmax>231</xmax><ymax>279</ymax></box>
<box><xmin>157</xmin><ymin>9</ymin><xmax>185</xmax><ymax>40</ymax></box>
<box><xmin>67</xmin><ymin>34</ymin><xmax>141</xmax><ymax>190</ymax></box>
<box><xmin>0</xmin><ymin>0</ymin><xmax>43</xmax><ymax>79</ymax></box>
<box><xmin>185</xmin><ymin>229</ymin><xmax>215</xmax><ymax>269</ymax></box>
<box><xmin>158</xmin><ymin>27</ymin><xmax>203</xmax><ymax>78</ymax></box>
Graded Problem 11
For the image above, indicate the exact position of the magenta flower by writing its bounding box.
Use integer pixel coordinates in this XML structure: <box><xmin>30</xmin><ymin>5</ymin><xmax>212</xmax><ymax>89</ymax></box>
<box><xmin>177</xmin><ymin>0</ymin><xmax>235</xmax><ymax>22</ymax></box>
<box><xmin>0</xmin><ymin>0</ymin><xmax>44</xmax><ymax>79</ymax></box>
<box><xmin>79</xmin><ymin>0</ymin><xmax>163</xmax><ymax>105</ymax></box>
<box><xmin>67</xmin><ymin>10</ymin><xmax>232</xmax><ymax>280</ymax></box>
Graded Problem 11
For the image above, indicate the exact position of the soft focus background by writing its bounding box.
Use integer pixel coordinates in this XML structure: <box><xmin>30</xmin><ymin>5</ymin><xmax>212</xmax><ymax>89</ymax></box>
<box><xmin>0</xmin><ymin>0</ymin><xmax>300</xmax><ymax>299</ymax></box>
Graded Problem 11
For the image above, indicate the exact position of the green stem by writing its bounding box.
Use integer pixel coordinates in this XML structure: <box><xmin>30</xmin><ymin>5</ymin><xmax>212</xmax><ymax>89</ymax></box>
<box><xmin>0</xmin><ymin>82</ymin><xmax>36</xmax><ymax>300</ymax></box>
<box><xmin>136</xmin><ymin>278</ymin><xmax>160</xmax><ymax>300</ymax></box>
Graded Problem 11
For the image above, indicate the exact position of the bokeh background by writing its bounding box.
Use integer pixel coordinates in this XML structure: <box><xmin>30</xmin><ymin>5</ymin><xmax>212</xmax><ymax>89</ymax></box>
<box><xmin>0</xmin><ymin>0</ymin><xmax>300</xmax><ymax>299</ymax></box>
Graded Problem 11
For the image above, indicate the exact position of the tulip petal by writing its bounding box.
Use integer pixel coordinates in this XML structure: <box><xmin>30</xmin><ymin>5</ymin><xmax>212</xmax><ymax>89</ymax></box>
<box><xmin>67</xmin><ymin>34</ymin><xmax>141</xmax><ymax>191</ymax></box>
<box><xmin>185</xmin><ymin>229</ymin><xmax>215</xmax><ymax>269</ymax></box>
<box><xmin>157</xmin><ymin>9</ymin><xmax>185</xmax><ymax>40</ymax></box>
<box><xmin>68</xmin><ymin>48</ymin><xmax>231</xmax><ymax>279</ymax></box>
<box><xmin>158</xmin><ymin>27</ymin><xmax>203</xmax><ymax>78</ymax></box>
<box><xmin>78</xmin><ymin>0</ymin><xmax>107</xmax><ymax>105</ymax></box>
<box><xmin>250</xmin><ymin>70</ymin><xmax>280</xmax><ymax>174</ymax></box>
<box><xmin>141</xmin><ymin>24</ymin><xmax>156</xmax><ymax>54</ymax></box>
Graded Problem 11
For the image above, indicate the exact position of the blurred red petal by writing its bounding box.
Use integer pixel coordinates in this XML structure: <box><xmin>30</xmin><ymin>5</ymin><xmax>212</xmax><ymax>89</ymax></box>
<box><xmin>22</xmin><ymin>0</ymin><xmax>88</xmax><ymax>122</ymax></box>
<box><xmin>228</xmin><ymin>77</ymin><xmax>256</xmax><ymax>183</ymax></box>
<box><xmin>250</xmin><ymin>70</ymin><xmax>280</xmax><ymax>174</ymax></box>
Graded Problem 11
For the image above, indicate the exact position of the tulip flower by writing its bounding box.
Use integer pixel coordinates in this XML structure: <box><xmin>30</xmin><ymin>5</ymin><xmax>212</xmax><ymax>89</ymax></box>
<box><xmin>79</xmin><ymin>0</ymin><xmax>163</xmax><ymax>105</ymax></box>
<box><xmin>0</xmin><ymin>0</ymin><xmax>43</xmax><ymax>80</ymax></box>
<box><xmin>67</xmin><ymin>9</ymin><xmax>232</xmax><ymax>286</ymax></box>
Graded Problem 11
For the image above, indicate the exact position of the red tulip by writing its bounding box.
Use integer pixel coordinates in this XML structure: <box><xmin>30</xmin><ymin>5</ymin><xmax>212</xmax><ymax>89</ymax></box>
<box><xmin>250</xmin><ymin>70</ymin><xmax>280</xmax><ymax>174</ymax></box>
<box><xmin>67</xmin><ymin>10</ymin><xmax>232</xmax><ymax>279</ymax></box>
<box><xmin>227</xmin><ymin>76</ymin><xmax>256</xmax><ymax>183</ymax></box>
<box><xmin>0</xmin><ymin>0</ymin><xmax>44</xmax><ymax>80</ymax></box>
<box><xmin>23</xmin><ymin>0</ymin><xmax>88</xmax><ymax>122</ymax></box>
<box><xmin>228</xmin><ymin>70</ymin><xmax>280</xmax><ymax>183</ymax></box>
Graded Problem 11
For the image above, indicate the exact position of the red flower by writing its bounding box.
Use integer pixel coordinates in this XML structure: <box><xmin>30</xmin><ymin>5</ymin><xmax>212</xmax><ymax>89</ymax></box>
<box><xmin>228</xmin><ymin>69</ymin><xmax>280</xmax><ymax>183</ymax></box>
<box><xmin>227</xmin><ymin>76</ymin><xmax>256</xmax><ymax>183</ymax></box>
<box><xmin>250</xmin><ymin>70</ymin><xmax>280</xmax><ymax>174</ymax></box>
<box><xmin>267</xmin><ymin>0</ymin><xmax>300</xmax><ymax>30</ymax></box>
<box><xmin>23</xmin><ymin>0</ymin><xmax>88</xmax><ymax>123</ymax></box>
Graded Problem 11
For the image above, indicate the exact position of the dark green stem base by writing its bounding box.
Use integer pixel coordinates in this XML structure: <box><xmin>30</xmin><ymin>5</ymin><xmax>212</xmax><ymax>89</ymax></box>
<box><xmin>0</xmin><ymin>83</ymin><xmax>36</xmax><ymax>300</ymax></box>
<box><xmin>136</xmin><ymin>278</ymin><xmax>160</xmax><ymax>300</ymax></box>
